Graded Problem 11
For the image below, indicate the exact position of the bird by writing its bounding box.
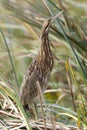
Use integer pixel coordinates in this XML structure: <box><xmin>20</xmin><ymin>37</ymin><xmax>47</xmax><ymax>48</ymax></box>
<box><xmin>20</xmin><ymin>11</ymin><xmax>63</xmax><ymax>111</ymax></box>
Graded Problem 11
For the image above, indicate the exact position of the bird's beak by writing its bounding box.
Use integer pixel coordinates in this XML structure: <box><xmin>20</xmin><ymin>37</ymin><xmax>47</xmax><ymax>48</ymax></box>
<box><xmin>49</xmin><ymin>10</ymin><xmax>64</xmax><ymax>25</ymax></box>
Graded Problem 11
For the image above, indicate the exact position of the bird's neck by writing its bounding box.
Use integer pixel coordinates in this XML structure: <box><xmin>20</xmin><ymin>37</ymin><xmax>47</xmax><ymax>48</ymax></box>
<box><xmin>40</xmin><ymin>31</ymin><xmax>52</xmax><ymax>57</ymax></box>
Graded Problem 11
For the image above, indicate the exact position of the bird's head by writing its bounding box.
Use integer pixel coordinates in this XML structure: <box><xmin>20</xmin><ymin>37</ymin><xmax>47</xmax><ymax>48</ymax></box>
<box><xmin>41</xmin><ymin>11</ymin><xmax>63</xmax><ymax>35</ymax></box>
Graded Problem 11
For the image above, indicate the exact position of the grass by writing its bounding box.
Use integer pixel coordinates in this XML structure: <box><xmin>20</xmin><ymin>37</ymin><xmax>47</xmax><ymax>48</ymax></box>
<box><xmin>0</xmin><ymin>0</ymin><xmax>87</xmax><ymax>129</ymax></box>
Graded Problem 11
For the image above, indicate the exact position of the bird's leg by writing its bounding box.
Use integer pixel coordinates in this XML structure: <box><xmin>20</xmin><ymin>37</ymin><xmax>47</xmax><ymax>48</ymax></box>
<box><xmin>23</xmin><ymin>104</ymin><xmax>29</xmax><ymax>111</ymax></box>
<box><xmin>23</xmin><ymin>104</ymin><xmax>35</xmax><ymax>117</ymax></box>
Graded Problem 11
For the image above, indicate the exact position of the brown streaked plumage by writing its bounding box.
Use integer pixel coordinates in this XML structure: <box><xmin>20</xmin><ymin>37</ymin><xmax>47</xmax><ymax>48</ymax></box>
<box><xmin>20</xmin><ymin>12</ymin><xmax>63</xmax><ymax>110</ymax></box>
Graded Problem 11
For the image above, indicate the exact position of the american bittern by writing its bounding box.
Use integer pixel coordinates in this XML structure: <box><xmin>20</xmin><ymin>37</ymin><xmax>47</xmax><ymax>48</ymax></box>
<box><xmin>20</xmin><ymin>12</ymin><xmax>63</xmax><ymax>110</ymax></box>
